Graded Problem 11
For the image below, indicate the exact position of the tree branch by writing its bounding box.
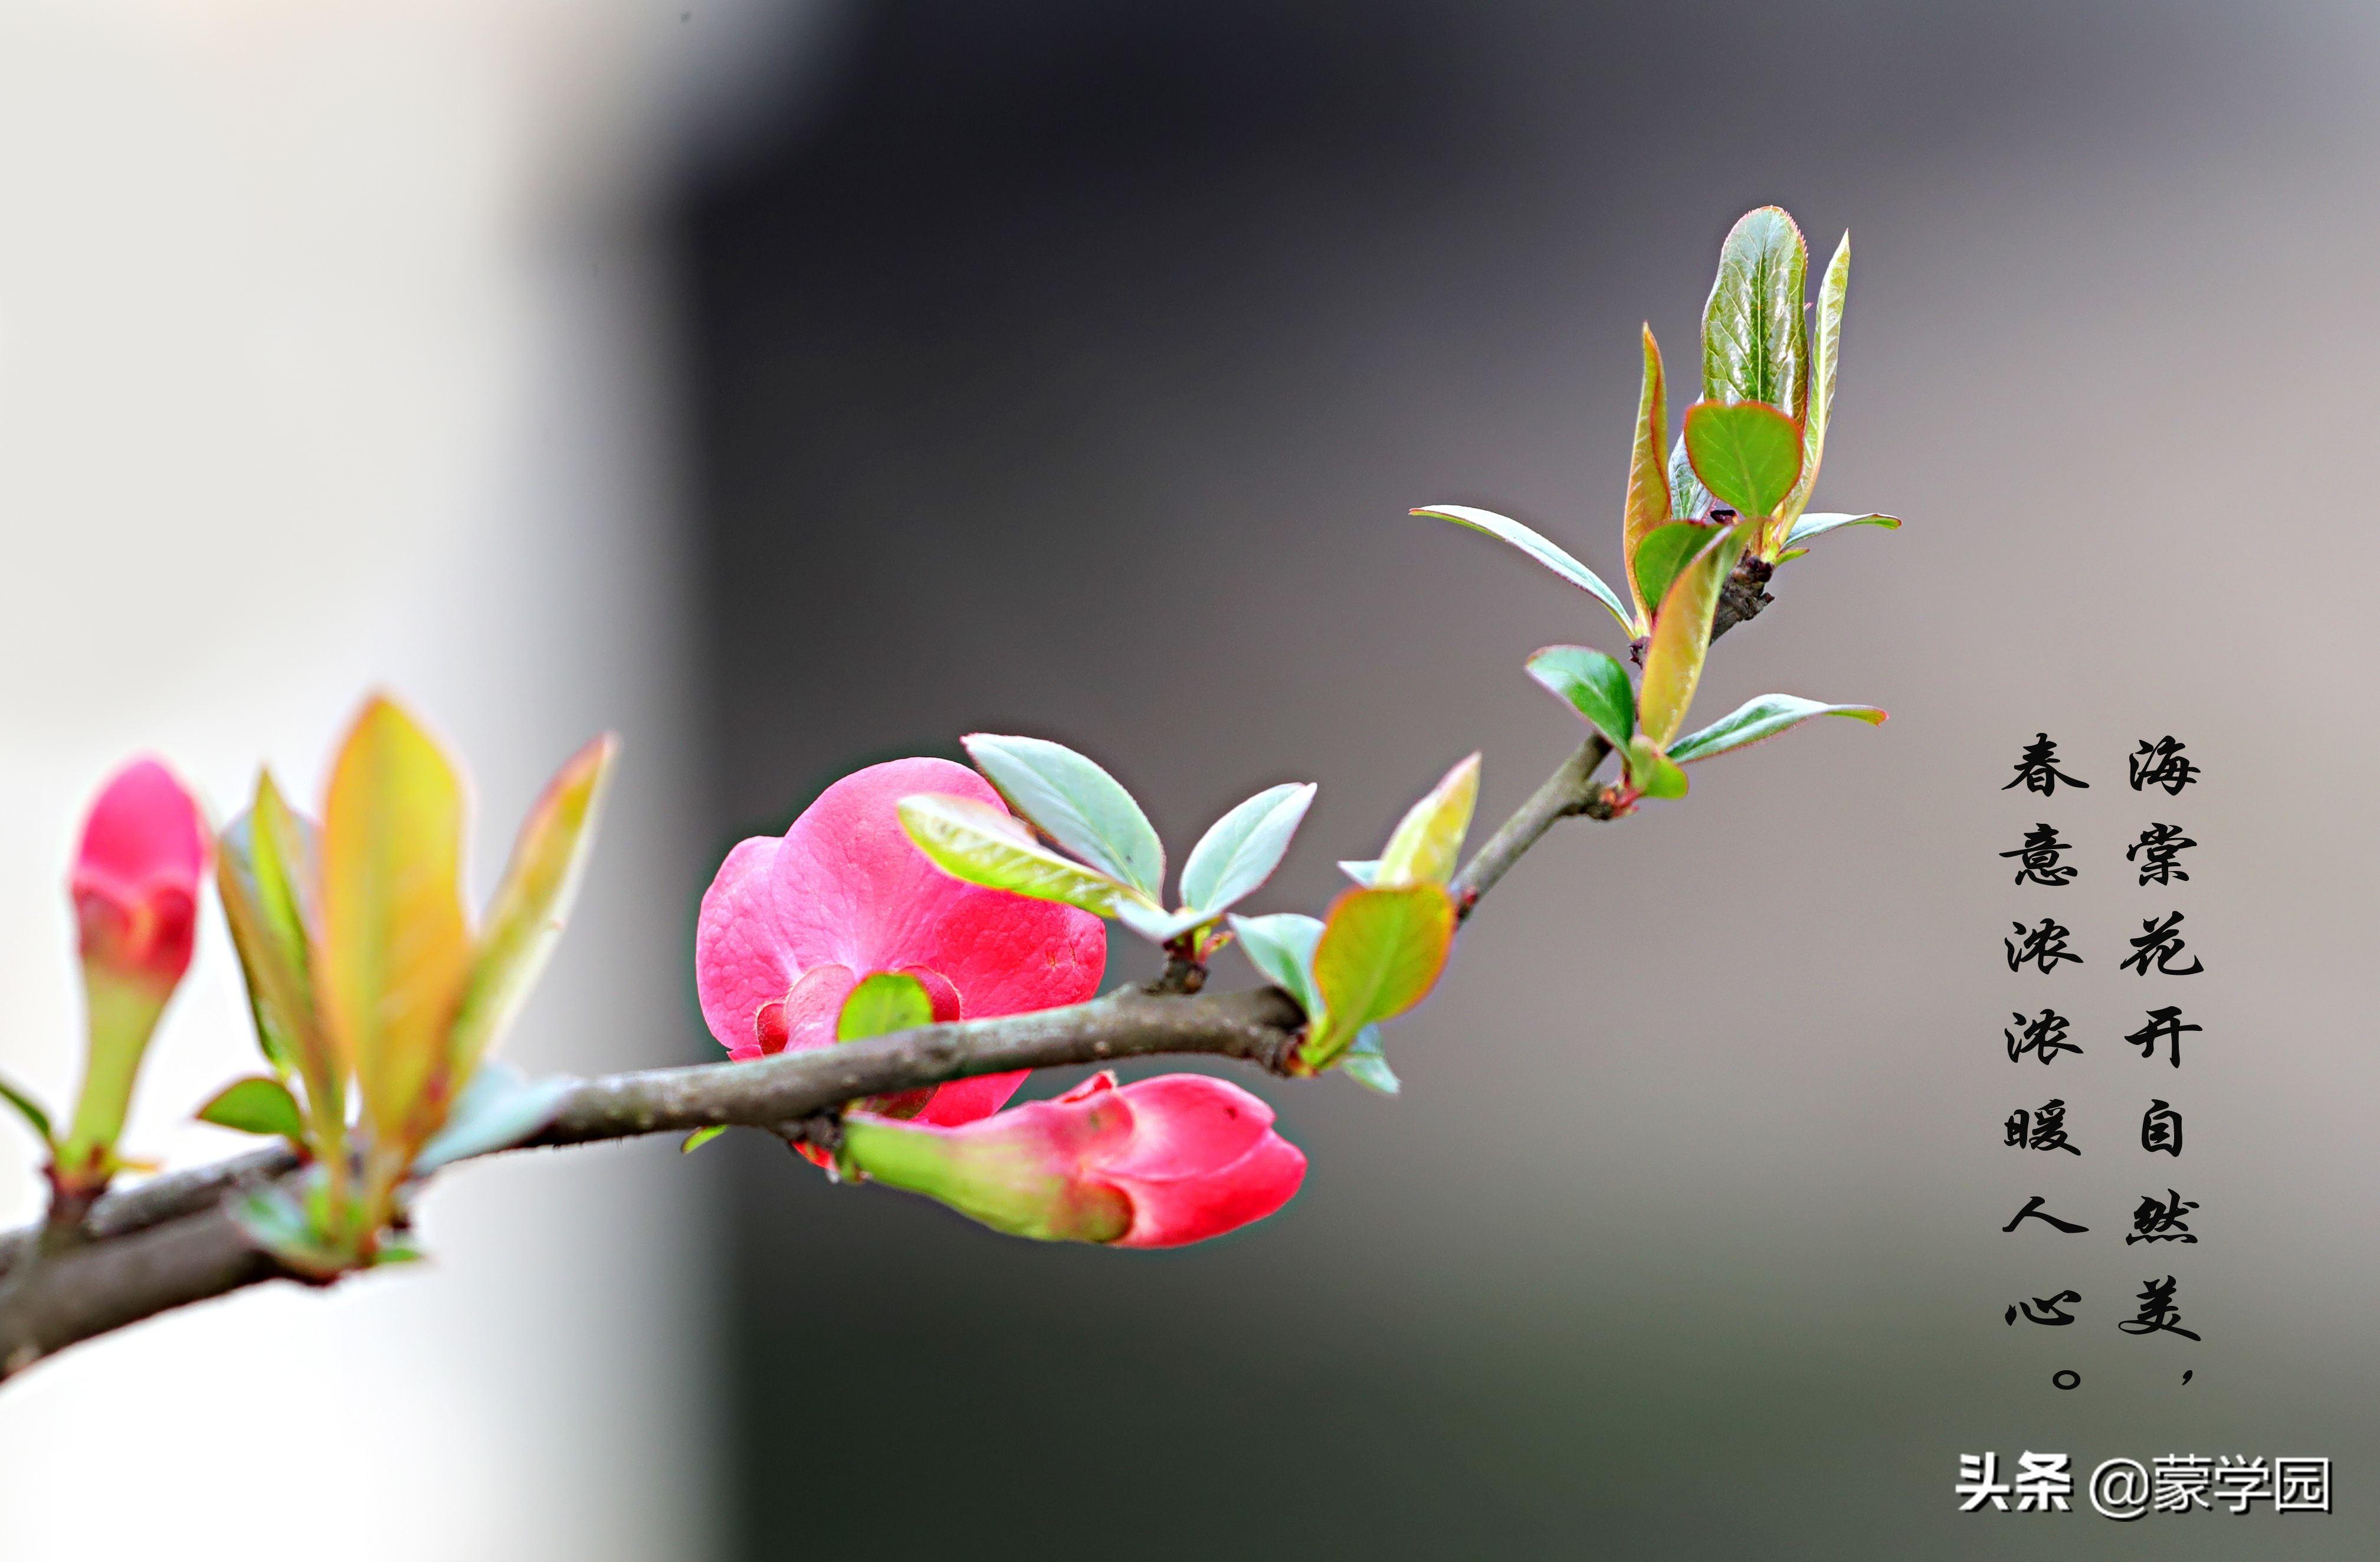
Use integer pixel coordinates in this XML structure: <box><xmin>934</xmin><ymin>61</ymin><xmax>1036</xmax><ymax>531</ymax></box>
<box><xmin>0</xmin><ymin>556</ymin><xmax>1777</xmax><ymax>1379</ymax></box>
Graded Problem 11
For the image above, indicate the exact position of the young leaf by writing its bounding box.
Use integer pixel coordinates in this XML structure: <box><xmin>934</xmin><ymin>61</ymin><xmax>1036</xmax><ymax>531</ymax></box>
<box><xmin>1667</xmin><ymin>695</ymin><xmax>1887</xmax><ymax>764</ymax></box>
<box><xmin>1525</xmin><ymin>645</ymin><xmax>1635</xmax><ymax>751</ymax></box>
<box><xmin>412</xmin><ymin>1061</ymin><xmax>575</xmax><ymax>1173</ymax></box>
<box><xmin>448</xmin><ymin>733</ymin><xmax>618</xmax><ymax>1085</ymax></box>
<box><xmin>899</xmin><ymin>793</ymin><xmax>1129</xmax><ymax>918</ymax></box>
<box><xmin>1230</xmin><ymin>911</ymin><xmax>1325</xmax><ymax>1019</ymax></box>
<box><xmin>1638</xmin><ymin>525</ymin><xmax>1750</xmax><ymax>746</ymax></box>
<box><xmin>961</xmin><ymin>734</ymin><xmax>1164</xmax><ymax>900</ymax></box>
<box><xmin>196</xmin><ymin>1076</ymin><xmax>306</xmax><ymax>1141</ymax></box>
<box><xmin>1622</xmin><ymin>325</ymin><xmax>1672</xmax><ymax>627</ymax></box>
<box><xmin>1179</xmin><ymin>782</ymin><xmax>1316</xmax><ymax>916</ymax></box>
<box><xmin>319</xmin><ymin>696</ymin><xmax>474</xmax><ymax>1158</ymax></box>
<box><xmin>1113</xmin><ymin>900</ymin><xmax>1213</xmax><ymax>946</ymax></box>
<box><xmin>1303</xmin><ymin>884</ymin><xmax>1456</xmax><ymax>1070</ymax></box>
<box><xmin>0</xmin><ymin>1072</ymin><xmax>53</xmax><ymax>1148</ymax></box>
<box><xmin>1782</xmin><ymin>512</ymin><xmax>1901</xmax><ymax>549</ymax></box>
<box><xmin>1631</xmin><ymin>522</ymin><xmax>1716</xmax><ymax>620</ymax></box>
<box><xmin>1702</xmin><ymin>205</ymin><xmax>1809</xmax><ymax>415</ymax></box>
<box><xmin>1784</xmin><ymin>230</ymin><xmax>1850</xmax><ymax>523</ymax></box>
<box><xmin>217</xmin><ymin>818</ymin><xmax>297</xmax><ymax>1080</ymax></box>
<box><xmin>1624</xmin><ymin>735</ymin><xmax>1689</xmax><ymax>800</ymax></box>
<box><xmin>1410</xmin><ymin>506</ymin><xmax>1635</xmax><ymax>634</ymax></box>
<box><xmin>838</xmin><ymin>971</ymin><xmax>936</xmax><ymax>1041</ymax></box>
<box><xmin>1375</xmin><ymin>754</ymin><xmax>1480</xmax><ymax>889</ymax></box>
<box><xmin>228</xmin><ymin>1181</ymin><xmax>347</xmax><ymax>1279</ymax></box>
<box><xmin>1668</xmin><ymin>434</ymin><xmax>1712</xmax><ymax>522</ymax></box>
<box><xmin>218</xmin><ymin>775</ymin><xmax>343</xmax><ymax>1134</ymax></box>
<box><xmin>1683</xmin><ymin>401</ymin><xmax>1803</xmax><ymax>522</ymax></box>
<box><xmin>681</xmin><ymin>1125</ymin><xmax>727</xmax><ymax>1154</ymax></box>
<box><xmin>1337</xmin><ymin>859</ymin><xmax>1380</xmax><ymax>888</ymax></box>
<box><xmin>1340</xmin><ymin>1027</ymin><xmax>1400</xmax><ymax>1095</ymax></box>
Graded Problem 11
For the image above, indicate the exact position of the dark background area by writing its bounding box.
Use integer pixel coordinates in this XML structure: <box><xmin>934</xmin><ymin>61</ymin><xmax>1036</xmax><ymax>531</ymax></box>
<box><xmin>680</xmin><ymin>4</ymin><xmax>2380</xmax><ymax>1556</ymax></box>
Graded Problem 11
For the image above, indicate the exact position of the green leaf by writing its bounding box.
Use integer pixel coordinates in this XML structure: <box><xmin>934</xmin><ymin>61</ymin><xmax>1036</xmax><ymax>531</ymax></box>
<box><xmin>1622</xmin><ymin>325</ymin><xmax>1672</xmax><ymax>627</ymax></box>
<box><xmin>1667</xmin><ymin>695</ymin><xmax>1887</xmax><ymax>765</ymax></box>
<box><xmin>1784</xmin><ymin>229</ymin><xmax>1850</xmax><ymax>523</ymax></box>
<box><xmin>1702</xmin><ymin>205</ymin><xmax>1808</xmax><ymax>415</ymax></box>
<box><xmin>228</xmin><ymin>1181</ymin><xmax>348</xmax><ymax>1280</ymax></box>
<box><xmin>412</xmin><ymin>1061</ymin><xmax>575</xmax><ymax>1173</ymax></box>
<box><xmin>1178</xmin><ymin>782</ymin><xmax>1316</xmax><ymax>916</ymax></box>
<box><xmin>320</xmin><ymin>695</ymin><xmax>474</xmax><ymax>1160</ymax></box>
<box><xmin>898</xmin><ymin>793</ymin><xmax>1130</xmax><ymax>917</ymax></box>
<box><xmin>217</xmin><ymin>814</ymin><xmax>298</xmax><ymax>1080</ymax></box>
<box><xmin>837</xmin><ymin>971</ymin><xmax>935</xmax><ymax>1042</ymax></box>
<box><xmin>1303</xmin><ymin>884</ymin><xmax>1456</xmax><ymax>1071</ymax></box>
<box><xmin>369</xmin><ymin>1234</ymin><xmax>427</xmax><ymax>1268</ymax></box>
<box><xmin>1340</xmin><ymin>1026</ymin><xmax>1400</xmax><ymax>1095</ymax></box>
<box><xmin>1230</xmin><ymin>912</ymin><xmax>1325</xmax><ymax>1018</ymax></box>
<box><xmin>1782</xmin><ymin>511</ymin><xmax>1900</xmax><ymax>549</ymax></box>
<box><xmin>1336</xmin><ymin>859</ymin><xmax>1380</xmax><ymax>888</ymax></box>
<box><xmin>1668</xmin><ymin>433</ymin><xmax>1712</xmax><ymax>522</ymax></box>
<box><xmin>1525</xmin><ymin>645</ymin><xmax>1635</xmax><ymax>749</ymax></box>
<box><xmin>961</xmin><ymin>734</ymin><xmax>1164</xmax><ymax>900</ymax></box>
<box><xmin>0</xmin><ymin>1072</ymin><xmax>53</xmax><ymax>1148</ymax></box>
<box><xmin>1638</xmin><ymin>523</ymin><xmax>1750</xmax><ymax>746</ymax></box>
<box><xmin>448</xmin><ymin>733</ymin><xmax>618</xmax><ymax>1086</ymax></box>
<box><xmin>247</xmin><ymin>774</ymin><xmax>340</xmax><ymax>1127</ymax></box>
<box><xmin>196</xmin><ymin>1076</ymin><xmax>306</xmax><ymax>1141</ymax></box>
<box><xmin>1624</xmin><ymin>523</ymin><xmax>1713</xmax><ymax>636</ymax></box>
<box><xmin>1411</xmin><ymin>506</ymin><xmax>1634</xmax><ymax>634</ymax></box>
<box><xmin>1625</xmin><ymin>735</ymin><xmax>1689</xmax><ymax>800</ymax></box>
<box><xmin>681</xmin><ymin>1125</ymin><xmax>726</xmax><ymax>1154</ymax></box>
<box><xmin>1375</xmin><ymin>754</ymin><xmax>1479</xmax><ymax>889</ymax></box>
<box><xmin>1683</xmin><ymin>401</ymin><xmax>1803</xmax><ymax>521</ymax></box>
<box><xmin>1113</xmin><ymin>900</ymin><xmax>1212</xmax><ymax>946</ymax></box>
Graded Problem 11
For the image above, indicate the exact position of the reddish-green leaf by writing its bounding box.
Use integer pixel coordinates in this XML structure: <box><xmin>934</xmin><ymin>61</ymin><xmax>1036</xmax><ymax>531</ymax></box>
<box><xmin>1702</xmin><ymin>205</ymin><xmax>1808</xmax><ymax>415</ymax></box>
<box><xmin>1638</xmin><ymin>523</ymin><xmax>1750</xmax><ymax>747</ymax></box>
<box><xmin>319</xmin><ymin>695</ymin><xmax>474</xmax><ymax>1160</ymax></box>
<box><xmin>1303</xmin><ymin>884</ymin><xmax>1456</xmax><ymax>1070</ymax></box>
<box><xmin>449</xmin><ymin>733</ymin><xmax>618</xmax><ymax>1082</ymax></box>
<box><xmin>1630</xmin><ymin>522</ymin><xmax>1716</xmax><ymax>622</ymax></box>
<box><xmin>1375</xmin><ymin>754</ymin><xmax>1479</xmax><ymax>889</ymax></box>
<box><xmin>1784</xmin><ymin>230</ymin><xmax>1850</xmax><ymax>525</ymax></box>
<box><xmin>1684</xmin><ymin>401</ymin><xmax>1803</xmax><ymax>522</ymax></box>
<box><xmin>1624</xmin><ymin>735</ymin><xmax>1689</xmax><ymax>800</ymax></box>
<box><xmin>1622</xmin><ymin>325</ymin><xmax>1672</xmax><ymax>628</ymax></box>
<box><xmin>219</xmin><ymin>774</ymin><xmax>345</xmax><ymax>1144</ymax></box>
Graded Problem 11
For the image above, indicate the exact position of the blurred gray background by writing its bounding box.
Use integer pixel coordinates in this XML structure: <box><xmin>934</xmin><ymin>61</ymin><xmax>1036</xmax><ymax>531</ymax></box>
<box><xmin>1</xmin><ymin>1</ymin><xmax>2375</xmax><ymax>1558</ymax></box>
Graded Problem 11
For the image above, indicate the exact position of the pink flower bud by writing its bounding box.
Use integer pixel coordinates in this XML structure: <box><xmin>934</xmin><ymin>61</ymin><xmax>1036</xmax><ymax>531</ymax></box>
<box><xmin>840</xmin><ymin>1072</ymin><xmax>1307</xmax><ymax>1248</ymax></box>
<box><xmin>71</xmin><ymin>757</ymin><xmax>207</xmax><ymax>990</ymax></box>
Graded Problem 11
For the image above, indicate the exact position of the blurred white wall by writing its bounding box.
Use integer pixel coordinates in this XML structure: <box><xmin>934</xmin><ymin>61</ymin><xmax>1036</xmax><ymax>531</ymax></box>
<box><xmin>0</xmin><ymin>2</ymin><xmax>820</xmax><ymax>1554</ymax></box>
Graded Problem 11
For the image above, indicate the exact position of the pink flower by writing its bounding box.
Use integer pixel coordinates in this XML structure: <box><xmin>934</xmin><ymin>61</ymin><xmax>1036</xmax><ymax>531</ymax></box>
<box><xmin>71</xmin><ymin>757</ymin><xmax>208</xmax><ymax>990</ymax></box>
<box><xmin>696</xmin><ymin>757</ymin><xmax>1106</xmax><ymax>1125</ymax></box>
<box><xmin>839</xmin><ymin>1071</ymin><xmax>1308</xmax><ymax>1248</ymax></box>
